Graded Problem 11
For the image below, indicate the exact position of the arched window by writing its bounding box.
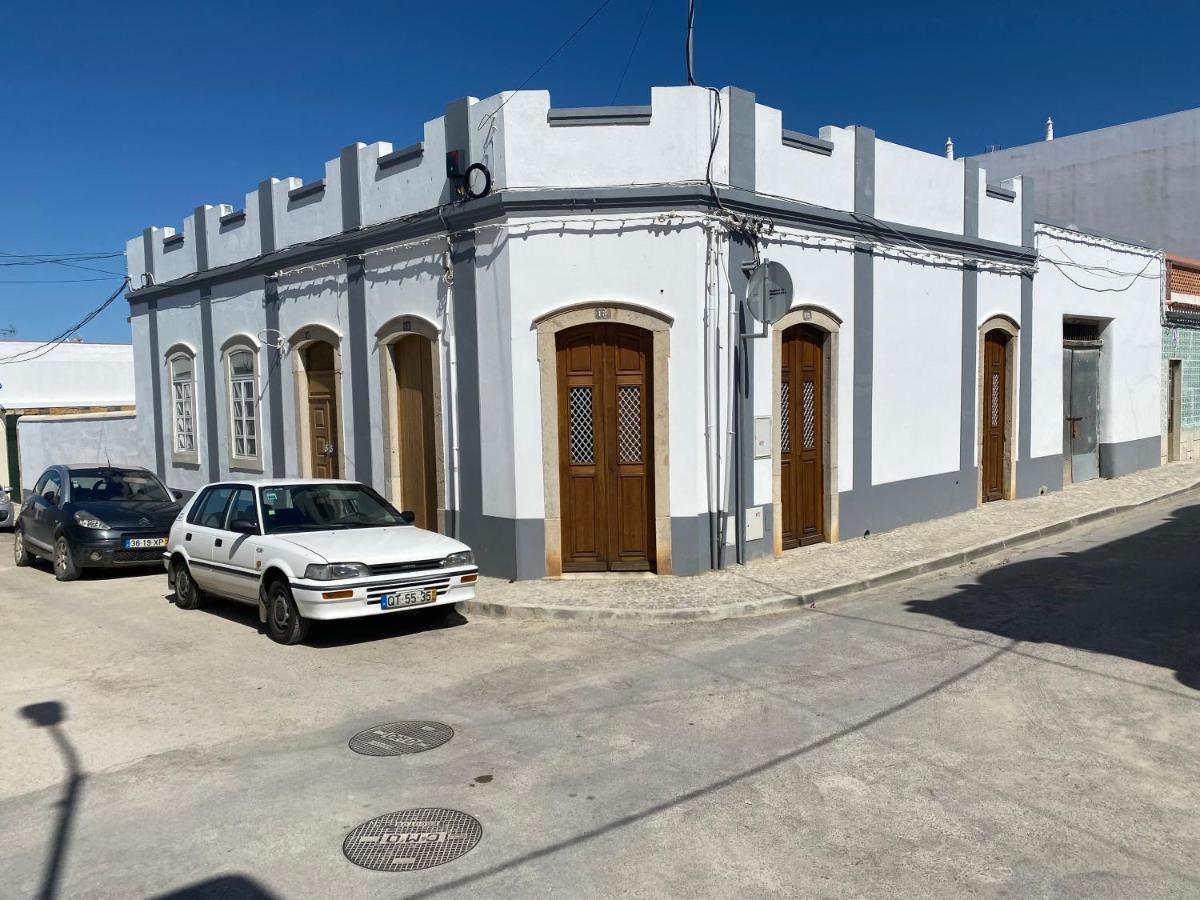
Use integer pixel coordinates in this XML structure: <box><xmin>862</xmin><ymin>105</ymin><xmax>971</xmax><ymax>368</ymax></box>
<box><xmin>166</xmin><ymin>348</ymin><xmax>198</xmax><ymax>464</ymax></box>
<box><xmin>225</xmin><ymin>346</ymin><xmax>260</xmax><ymax>463</ymax></box>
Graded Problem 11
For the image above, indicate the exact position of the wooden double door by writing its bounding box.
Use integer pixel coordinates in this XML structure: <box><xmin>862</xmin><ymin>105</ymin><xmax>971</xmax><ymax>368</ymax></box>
<box><xmin>780</xmin><ymin>325</ymin><xmax>825</xmax><ymax>549</ymax></box>
<box><xmin>982</xmin><ymin>331</ymin><xmax>1009</xmax><ymax>501</ymax></box>
<box><xmin>557</xmin><ymin>323</ymin><xmax>654</xmax><ymax>572</ymax></box>
<box><xmin>393</xmin><ymin>336</ymin><xmax>438</xmax><ymax>531</ymax></box>
<box><xmin>306</xmin><ymin>342</ymin><xmax>340</xmax><ymax>479</ymax></box>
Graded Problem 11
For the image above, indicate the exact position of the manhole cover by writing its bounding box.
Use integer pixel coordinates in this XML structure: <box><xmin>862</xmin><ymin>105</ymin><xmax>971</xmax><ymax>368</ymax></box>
<box><xmin>343</xmin><ymin>808</ymin><xmax>482</xmax><ymax>872</ymax></box>
<box><xmin>349</xmin><ymin>721</ymin><xmax>454</xmax><ymax>756</ymax></box>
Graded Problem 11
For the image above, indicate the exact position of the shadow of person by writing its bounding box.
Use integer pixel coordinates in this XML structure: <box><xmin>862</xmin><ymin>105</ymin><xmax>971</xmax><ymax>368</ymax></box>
<box><xmin>19</xmin><ymin>701</ymin><xmax>84</xmax><ymax>900</ymax></box>
<box><xmin>905</xmin><ymin>503</ymin><xmax>1200</xmax><ymax>690</ymax></box>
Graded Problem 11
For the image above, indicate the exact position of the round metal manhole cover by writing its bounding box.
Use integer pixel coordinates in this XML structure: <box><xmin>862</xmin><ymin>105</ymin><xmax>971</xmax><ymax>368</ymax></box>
<box><xmin>343</xmin><ymin>808</ymin><xmax>482</xmax><ymax>872</ymax></box>
<box><xmin>349</xmin><ymin>721</ymin><xmax>454</xmax><ymax>756</ymax></box>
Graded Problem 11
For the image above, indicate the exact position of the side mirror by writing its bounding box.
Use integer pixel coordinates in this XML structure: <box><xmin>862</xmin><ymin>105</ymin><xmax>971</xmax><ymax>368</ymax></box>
<box><xmin>173</xmin><ymin>489</ymin><xmax>185</xmax><ymax>500</ymax></box>
<box><xmin>45</xmin><ymin>492</ymin><xmax>59</xmax><ymax>507</ymax></box>
<box><xmin>230</xmin><ymin>518</ymin><xmax>258</xmax><ymax>534</ymax></box>
<box><xmin>399</xmin><ymin>510</ymin><xmax>416</xmax><ymax>525</ymax></box>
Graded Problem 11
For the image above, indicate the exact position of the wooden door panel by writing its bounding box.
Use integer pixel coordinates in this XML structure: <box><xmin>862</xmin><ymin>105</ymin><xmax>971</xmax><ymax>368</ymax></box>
<box><xmin>781</xmin><ymin>325</ymin><xmax>825</xmax><ymax>549</ymax></box>
<box><xmin>395</xmin><ymin>338</ymin><xmax>438</xmax><ymax>530</ymax></box>
<box><xmin>982</xmin><ymin>333</ymin><xmax>1007</xmax><ymax>501</ymax></box>
<box><xmin>558</xmin><ymin>324</ymin><xmax>653</xmax><ymax>572</ymax></box>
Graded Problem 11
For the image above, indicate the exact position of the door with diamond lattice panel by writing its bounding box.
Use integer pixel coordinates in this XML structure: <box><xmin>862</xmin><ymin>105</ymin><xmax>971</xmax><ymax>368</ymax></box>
<box><xmin>780</xmin><ymin>324</ymin><xmax>825</xmax><ymax>549</ymax></box>
<box><xmin>982</xmin><ymin>331</ymin><xmax>1008</xmax><ymax>502</ymax></box>
<box><xmin>556</xmin><ymin>323</ymin><xmax>654</xmax><ymax>572</ymax></box>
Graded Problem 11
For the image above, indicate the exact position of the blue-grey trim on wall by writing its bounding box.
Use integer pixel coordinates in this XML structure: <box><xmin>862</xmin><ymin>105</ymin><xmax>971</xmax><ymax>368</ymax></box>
<box><xmin>1019</xmin><ymin>271</ymin><xmax>1033</xmax><ymax>462</ymax></box>
<box><xmin>199</xmin><ymin>287</ymin><xmax>219</xmax><ymax>480</ymax></box>
<box><xmin>378</xmin><ymin>142</ymin><xmax>424</xmax><ymax>169</ymax></box>
<box><xmin>147</xmin><ymin>301</ymin><xmax>164</xmax><ymax>478</ymax></box>
<box><xmin>128</xmin><ymin>183</ymin><xmax>1036</xmax><ymax>306</ymax></box>
<box><xmin>263</xmin><ymin>278</ymin><xmax>285</xmax><ymax>477</ymax></box>
<box><xmin>839</xmin><ymin>469</ymin><xmax>976</xmax><ymax>539</ymax></box>
<box><xmin>340</xmin><ymin>146</ymin><xmax>361</xmax><ymax>231</ymax></box>
<box><xmin>732</xmin><ymin>233</ymin><xmax>756</xmax><ymax>564</ymax></box>
<box><xmin>1016</xmin><ymin>453</ymin><xmax>1063</xmax><ymax>498</ymax></box>
<box><xmin>454</xmin><ymin>512</ymin><xmax>545</xmax><ymax>580</ymax></box>
<box><xmin>193</xmin><ymin>207</ymin><xmax>210</xmax><ymax>272</ymax></box>
<box><xmin>288</xmin><ymin>180</ymin><xmax>325</xmax><ymax>203</ymax></box>
<box><xmin>854</xmin><ymin>127</ymin><xmax>875</xmax><ymax>217</ymax></box>
<box><xmin>257</xmin><ymin>181</ymin><xmax>276</xmax><ymax>255</ymax></box>
<box><xmin>986</xmin><ymin>184</ymin><xmax>1016</xmax><ymax>202</ymax></box>
<box><xmin>852</xmin><ymin>246</ymin><xmax>874</xmax><ymax>494</ymax></box>
<box><xmin>442</xmin><ymin>97</ymin><xmax>471</xmax><ymax>206</ymax></box>
<box><xmin>1100</xmin><ymin>436</ymin><xmax>1160</xmax><ymax>478</ymax></box>
<box><xmin>671</xmin><ymin>514</ymin><xmax>709</xmax><ymax>577</ymax></box>
<box><xmin>1021</xmin><ymin>177</ymin><xmax>1036</xmax><ymax>248</ymax></box>
<box><xmin>782</xmin><ymin>130</ymin><xmax>834</xmax><ymax>155</ymax></box>
<box><xmin>141</xmin><ymin>229</ymin><xmax>156</xmax><ymax>283</ymax></box>
<box><xmin>727</xmin><ymin>87</ymin><xmax>756</xmax><ymax>192</ymax></box>
<box><xmin>960</xmin><ymin>264</ymin><xmax>978</xmax><ymax>476</ymax></box>
<box><xmin>344</xmin><ymin>257</ymin><xmax>373</xmax><ymax>483</ymax></box>
<box><xmin>547</xmin><ymin>105</ymin><xmax>652</xmax><ymax>126</ymax></box>
<box><xmin>963</xmin><ymin>159</ymin><xmax>980</xmax><ymax>239</ymax></box>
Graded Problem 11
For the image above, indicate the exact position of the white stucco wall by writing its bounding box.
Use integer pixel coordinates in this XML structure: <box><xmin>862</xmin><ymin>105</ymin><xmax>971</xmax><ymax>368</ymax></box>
<box><xmin>1030</xmin><ymin>225</ymin><xmax>1163</xmax><ymax>457</ymax></box>
<box><xmin>17</xmin><ymin>412</ymin><xmax>142</xmax><ymax>492</ymax></box>
<box><xmin>875</xmin><ymin>141</ymin><xmax>964</xmax><ymax>234</ymax></box>
<box><xmin>0</xmin><ymin>341</ymin><xmax>134</xmax><ymax>409</ymax></box>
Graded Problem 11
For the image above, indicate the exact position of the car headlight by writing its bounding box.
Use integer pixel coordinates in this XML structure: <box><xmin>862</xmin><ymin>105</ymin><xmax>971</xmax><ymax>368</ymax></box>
<box><xmin>74</xmin><ymin>510</ymin><xmax>110</xmax><ymax>530</ymax></box>
<box><xmin>443</xmin><ymin>550</ymin><xmax>474</xmax><ymax>568</ymax></box>
<box><xmin>304</xmin><ymin>562</ymin><xmax>371</xmax><ymax>580</ymax></box>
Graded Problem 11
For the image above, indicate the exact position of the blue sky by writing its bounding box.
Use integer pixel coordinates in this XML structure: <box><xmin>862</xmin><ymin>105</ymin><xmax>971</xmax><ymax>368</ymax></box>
<box><xmin>1</xmin><ymin>0</ymin><xmax>1193</xmax><ymax>343</ymax></box>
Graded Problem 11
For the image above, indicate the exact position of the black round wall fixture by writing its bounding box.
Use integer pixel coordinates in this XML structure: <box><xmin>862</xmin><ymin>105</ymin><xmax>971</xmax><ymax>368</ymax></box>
<box><xmin>463</xmin><ymin>163</ymin><xmax>492</xmax><ymax>200</ymax></box>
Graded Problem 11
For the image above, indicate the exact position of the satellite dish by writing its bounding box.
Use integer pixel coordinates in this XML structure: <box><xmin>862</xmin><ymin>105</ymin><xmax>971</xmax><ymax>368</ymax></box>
<box><xmin>746</xmin><ymin>261</ymin><xmax>793</xmax><ymax>325</ymax></box>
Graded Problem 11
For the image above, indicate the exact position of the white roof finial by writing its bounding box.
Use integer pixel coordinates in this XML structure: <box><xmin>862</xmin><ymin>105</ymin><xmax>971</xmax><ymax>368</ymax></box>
<box><xmin>1045</xmin><ymin>116</ymin><xmax>1054</xmax><ymax>141</ymax></box>
<box><xmin>945</xmin><ymin>136</ymin><xmax>955</xmax><ymax>160</ymax></box>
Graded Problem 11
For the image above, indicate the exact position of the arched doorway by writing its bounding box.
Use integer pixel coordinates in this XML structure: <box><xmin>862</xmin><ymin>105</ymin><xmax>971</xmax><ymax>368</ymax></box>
<box><xmin>556</xmin><ymin>322</ymin><xmax>654</xmax><ymax>572</ymax></box>
<box><xmin>981</xmin><ymin>329</ymin><xmax>1010</xmax><ymax>501</ymax></box>
<box><xmin>304</xmin><ymin>341</ymin><xmax>339</xmax><ymax>479</ymax></box>
<box><xmin>780</xmin><ymin>324</ymin><xmax>826</xmax><ymax>547</ymax></box>
<box><xmin>391</xmin><ymin>335</ymin><xmax>438</xmax><ymax>530</ymax></box>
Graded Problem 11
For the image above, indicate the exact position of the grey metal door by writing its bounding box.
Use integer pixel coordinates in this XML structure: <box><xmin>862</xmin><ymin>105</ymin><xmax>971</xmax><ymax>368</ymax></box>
<box><xmin>1063</xmin><ymin>346</ymin><xmax>1100</xmax><ymax>483</ymax></box>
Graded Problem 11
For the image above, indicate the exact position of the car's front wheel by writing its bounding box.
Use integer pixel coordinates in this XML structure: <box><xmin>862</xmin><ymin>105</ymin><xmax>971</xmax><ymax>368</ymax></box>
<box><xmin>12</xmin><ymin>527</ymin><xmax>32</xmax><ymax>567</ymax></box>
<box><xmin>53</xmin><ymin>536</ymin><xmax>80</xmax><ymax>581</ymax></box>
<box><xmin>173</xmin><ymin>559</ymin><xmax>204</xmax><ymax>610</ymax></box>
<box><xmin>265</xmin><ymin>581</ymin><xmax>310</xmax><ymax>645</ymax></box>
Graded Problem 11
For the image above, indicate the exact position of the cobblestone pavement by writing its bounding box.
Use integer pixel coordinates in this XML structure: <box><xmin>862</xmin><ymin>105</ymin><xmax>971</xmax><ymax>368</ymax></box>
<box><xmin>476</xmin><ymin>461</ymin><xmax>1200</xmax><ymax>617</ymax></box>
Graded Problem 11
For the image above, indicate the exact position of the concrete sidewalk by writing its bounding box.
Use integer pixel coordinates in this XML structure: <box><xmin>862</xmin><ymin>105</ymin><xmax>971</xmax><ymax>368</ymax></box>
<box><xmin>468</xmin><ymin>460</ymin><xmax>1200</xmax><ymax>623</ymax></box>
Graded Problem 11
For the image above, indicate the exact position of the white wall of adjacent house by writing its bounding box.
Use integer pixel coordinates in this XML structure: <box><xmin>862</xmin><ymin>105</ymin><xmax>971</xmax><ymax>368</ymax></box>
<box><xmin>1030</xmin><ymin>225</ymin><xmax>1163</xmax><ymax>457</ymax></box>
<box><xmin>16</xmin><ymin>411</ymin><xmax>141</xmax><ymax>493</ymax></box>
<box><xmin>0</xmin><ymin>341</ymin><xmax>134</xmax><ymax>409</ymax></box>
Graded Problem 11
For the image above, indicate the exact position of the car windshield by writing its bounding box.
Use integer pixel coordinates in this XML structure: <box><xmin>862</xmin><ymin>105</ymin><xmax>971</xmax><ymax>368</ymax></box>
<box><xmin>69</xmin><ymin>468</ymin><xmax>172</xmax><ymax>503</ymax></box>
<box><xmin>259</xmin><ymin>483</ymin><xmax>407</xmax><ymax>534</ymax></box>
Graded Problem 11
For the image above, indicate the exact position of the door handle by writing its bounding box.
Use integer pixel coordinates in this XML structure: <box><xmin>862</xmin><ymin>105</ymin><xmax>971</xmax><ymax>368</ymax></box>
<box><xmin>215</xmin><ymin>538</ymin><xmax>223</xmax><ymax>548</ymax></box>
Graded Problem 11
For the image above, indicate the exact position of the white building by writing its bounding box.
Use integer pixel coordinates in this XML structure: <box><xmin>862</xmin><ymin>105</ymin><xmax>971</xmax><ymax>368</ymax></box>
<box><xmin>0</xmin><ymin>340</ymin><xmax>135</xmax><ymax>491</ymax></box>
<box><xmin>123</xmin><ymin>86</ymin><xmax>1163</xmax><ymax>579</ymax></box>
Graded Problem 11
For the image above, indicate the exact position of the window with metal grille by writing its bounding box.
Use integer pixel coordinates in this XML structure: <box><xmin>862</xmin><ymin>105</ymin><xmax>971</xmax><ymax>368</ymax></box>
<box><xmin>1063</xmin><ymin>319</ymin><xmax>1102</xmax><ymax>342</ymax></box>
<box><xmin>227</xmin><ymin>348</ymin><xmax>258</xmax><ymax>459</ymax></box>
<box><xmin>568</xmin><ymin>386</ymin><xmax>594</xmax><ymax>464</ymax></box>
<box><xmin>170</xmin><ymin>353</ymin><xmax>195</xmax><ymax>453</ymax></box>
<box><xmin>990</xmin><ymin>373</ymin><xmax>1001</xmax><ymax>427</ymax></box>
<box><xmin>617</xmin><ymin>386</ymin><xmax>642</xmax><ymax>463</ymax></box>
<box><xmin>780</xmin><ymin>382</ymin><xmax>791</xmax><ymax>453</ymax></box>
<box><xmin>802</xmin><ymin>380</ymin><xmax>816</xmax><ymax>450</ymax></box>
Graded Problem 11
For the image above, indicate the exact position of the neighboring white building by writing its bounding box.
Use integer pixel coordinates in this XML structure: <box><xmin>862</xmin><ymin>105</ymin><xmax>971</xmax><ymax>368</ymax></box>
<box><xmin>123</xmin><ymin>85</ymin><xmax>1163</xmax><ymax>580</ymax></box>
<box><xmin>0</xmin><ymin>340</ymin><xmax>135</xmax><ymax>491</ymax></box>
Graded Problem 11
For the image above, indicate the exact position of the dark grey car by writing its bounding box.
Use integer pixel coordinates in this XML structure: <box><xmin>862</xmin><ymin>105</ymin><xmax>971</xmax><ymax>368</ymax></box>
<box><xmin>13</xmin><ymin>465</ymin><xmax>183</xmax><ymax>580</ymax></box>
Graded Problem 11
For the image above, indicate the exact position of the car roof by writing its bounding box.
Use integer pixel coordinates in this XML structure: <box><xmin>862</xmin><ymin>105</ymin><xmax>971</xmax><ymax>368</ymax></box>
<box><xmin>59</xmin><ymin>464</ymin><xmax>154</xmax><ymax>473</ymax></box>
<box><xmin>200</xmin><ymin>478</ymin><xmax>363</xmax><ymax>489</ymax></box>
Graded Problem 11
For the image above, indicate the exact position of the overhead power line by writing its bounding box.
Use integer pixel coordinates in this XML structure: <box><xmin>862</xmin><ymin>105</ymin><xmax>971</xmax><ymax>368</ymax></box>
<box><xmin>0</xmin><ymin>277</ymin><xmax>130</xmax><ymax>366</ymax></box>
<box><xmin>0</xmin><ymin>251</ymin><xmax>125</xmax><ymax>277</ymax></box>
<box><xmin>610</xmin><ymin>0</ymin><xmax>656</xmax><ymax>104</ymax></box>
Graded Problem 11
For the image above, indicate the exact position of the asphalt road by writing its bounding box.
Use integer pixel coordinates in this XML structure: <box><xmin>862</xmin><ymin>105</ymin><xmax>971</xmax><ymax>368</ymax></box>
<box><xmin>2</xmin><ymin>493</ymin><xmax>1199</xmax><ymax>899</ymax></box>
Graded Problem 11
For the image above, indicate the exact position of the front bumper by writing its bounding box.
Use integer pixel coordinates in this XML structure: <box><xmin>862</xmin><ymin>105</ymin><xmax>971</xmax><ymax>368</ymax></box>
<box><xmin>69</xmin><ymin>533</ymin><xmax>170</xmax><ymax>568</ymax></box>
<box><xmin>290</xmin><ymin>567</ymin><xmax>478</xmax><ymax>621</ymax></box>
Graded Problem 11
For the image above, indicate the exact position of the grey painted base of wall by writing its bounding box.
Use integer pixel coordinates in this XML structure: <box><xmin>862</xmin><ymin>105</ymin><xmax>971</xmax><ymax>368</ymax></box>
<box><xmin>839</xmin><ymin>469</ymin><xmax>977</xmax><ymax>540</ymax></box>
<box><xmin>458</xmin><ymin>511</ymin><xmax>546</xmax><ymax>582</ymax></box>
<box><xmin>1016</xmin><ymin>453</ymin><xmax>1064</xmax><ymax>498</ymax></box>
<box><xmin>1100</xmin><ymin>436</ymin><xmax>1161</xmax><ymax>478</ymax></box>
<box><xmin>671</xmin><ymin>514</ymin><xmax>710</xmax><ymax>577</ymax></box>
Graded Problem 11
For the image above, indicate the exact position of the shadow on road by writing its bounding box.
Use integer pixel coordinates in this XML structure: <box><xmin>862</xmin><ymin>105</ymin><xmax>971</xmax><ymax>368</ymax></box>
<box><xmin>905</xmin><ymin>503</ymin><xmax>1200</xmax><ymax>690</ymax></box>
<box><xmin>18</xmin><ymin>701</ymin><xmax>84</xmax><ymax>900</ymax></box>
<box><xmin>170</xmin><ymin>589</ymin><xmax>468</xmax><ymax>647</ymax></box>
<box><xmin>153</xmin><ymin>874</ymin><xmax>280</xmax><ymax>899</ymax></box>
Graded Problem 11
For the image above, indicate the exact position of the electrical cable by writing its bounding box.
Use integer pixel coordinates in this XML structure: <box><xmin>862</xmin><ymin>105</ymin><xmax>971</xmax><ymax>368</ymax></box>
<box><xmin>1041</xmin><ymin>254</ymin><xmax>1158</xmax><ymax>293</ymax></box>
<box><xmin>477</xmin><ymin>0</ymin><xmax>618</xmax><ymax>131</ymax></box>
<box><xmin>0</xmin><ymin>251</ymin><xmax>125</xmax><ymax>277</ymax></box>
<box><xmin>0</xmin><ymin>277</ymin><xmax>130</xmax><ymax>365</ymax></box>
<box><xmin>610</xmin><ymin>0</ymin><xmax>655</xmax><ymax>105</ymax></box>
<box><xmin>0</xmin><ymin>275</ymin><xmax>126</xmax><ymax>284</ymax></box>
<box><xmin>686</xmin><ymin>0</ymin><xmax>696</xmax><ymax>86</ymax></box>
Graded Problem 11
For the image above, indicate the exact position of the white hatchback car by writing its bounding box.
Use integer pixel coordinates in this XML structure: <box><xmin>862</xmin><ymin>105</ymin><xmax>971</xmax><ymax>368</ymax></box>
<box><xmin>165</xmin><ymin>479</ymin><xmax>477</xmax><ymax>644</ymax></box>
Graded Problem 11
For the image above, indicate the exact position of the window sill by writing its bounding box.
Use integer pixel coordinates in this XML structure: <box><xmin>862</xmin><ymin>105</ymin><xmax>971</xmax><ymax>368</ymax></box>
<box><xmin>229</xmin><ymin>460</ymin><xmax>264</xmax><ymax>474</ymax></box>
<box><xmin>171</xmin><ymin>451</ymin><xmax>200</xmax><ymax>467</ymax></box>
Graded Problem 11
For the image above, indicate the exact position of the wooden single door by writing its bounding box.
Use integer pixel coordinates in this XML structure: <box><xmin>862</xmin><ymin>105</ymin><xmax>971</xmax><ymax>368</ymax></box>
<box><xmin>557</xmin><ymin>324</ymin><xmax>654</xmax><ymax>572</ymax></box>
<box><xmin>982</xmin><ymin>332</ymin><xmax>1007</xmax><ymax>501</ymax></box>
<box><xmin>306</xmin><ymin>342</ymin><xmax>339</xmax><ymax>479</ymax></box>
<box><xmin>780</xmin><ymin>325</ymin><xmax>825</xmax><ymax>548</ymax></box>
<box><xmin>394</xmin><ymin>337</ymin><xmax>438</xmax><ymax>530</ymax></box>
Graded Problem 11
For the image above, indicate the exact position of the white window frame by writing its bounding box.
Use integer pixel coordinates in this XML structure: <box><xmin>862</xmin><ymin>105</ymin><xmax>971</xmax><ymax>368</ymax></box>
<box><xmin>224</xmin><ymin>344</ymin><xmax>262</xmax><ymax>471</ymax></box>
<box><xmin>166</xmin><ymin>348</ymin><xmax>199</xmax><ymax>465</ymax></box>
